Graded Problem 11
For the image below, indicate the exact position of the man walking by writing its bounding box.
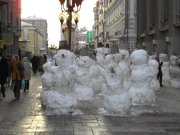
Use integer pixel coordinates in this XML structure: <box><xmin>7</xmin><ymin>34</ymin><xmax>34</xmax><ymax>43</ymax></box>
<box><xmin>0</xmin><ymin>53</ymin><xmax>8</xmax><ymax>98</ymax></box>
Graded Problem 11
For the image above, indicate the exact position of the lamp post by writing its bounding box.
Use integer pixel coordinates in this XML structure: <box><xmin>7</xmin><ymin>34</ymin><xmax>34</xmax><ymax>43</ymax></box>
<box><xmin>58</xmin><ymin>0</ymin><xmax>83</xmax><ymax>51</ymax></box>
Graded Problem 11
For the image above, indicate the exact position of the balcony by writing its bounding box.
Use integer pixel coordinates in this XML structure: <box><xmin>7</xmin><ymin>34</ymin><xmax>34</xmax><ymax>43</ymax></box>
<box><xmin>174</xmin><ymin>14</ymin><xmax>180</xmax><ymax>28</ymax></box>
<box><xmin>159</xmin><ymin>17</ymin><xmax>169</xmax><ymax>32</ymax></box>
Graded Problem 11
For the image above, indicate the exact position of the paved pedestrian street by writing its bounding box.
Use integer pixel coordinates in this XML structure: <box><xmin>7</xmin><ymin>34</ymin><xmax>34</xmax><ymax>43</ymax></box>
<box><xmin>0</xmin><ymin>75</ymin><xmax>180</xmax><ymax>135</ymax></box>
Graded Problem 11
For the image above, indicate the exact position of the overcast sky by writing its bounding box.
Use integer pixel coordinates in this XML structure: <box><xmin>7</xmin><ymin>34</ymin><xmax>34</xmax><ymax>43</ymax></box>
<box><xmin>21</xmin><ymin>0</ymin><xmax>97</xmax><ymax>46</ymax></box>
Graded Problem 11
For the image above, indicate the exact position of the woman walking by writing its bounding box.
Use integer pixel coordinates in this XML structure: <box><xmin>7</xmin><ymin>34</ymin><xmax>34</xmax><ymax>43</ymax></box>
<box><xmin>11</xmin><ymin>55</ymin><xmax>24</xmax><ymax>100</ymax></box>
<box><xmin>22</xmin><ymin>57</ymin><xmax>31</xmax><ymax>91</ymax></box>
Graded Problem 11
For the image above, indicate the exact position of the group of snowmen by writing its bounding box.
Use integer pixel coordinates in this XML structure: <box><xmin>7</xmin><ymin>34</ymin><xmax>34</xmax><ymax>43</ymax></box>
<box><xmin>41</xmin><ymin>48</ymin><xmax>180</xmax><ymax>115</ymax></box>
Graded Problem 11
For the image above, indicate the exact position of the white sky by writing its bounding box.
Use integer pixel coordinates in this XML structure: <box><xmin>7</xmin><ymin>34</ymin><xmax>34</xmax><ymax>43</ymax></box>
<box><xmin>21</xmin><ymin>0</ymin><xmax>97</xmax><ymax>46</ymax></box>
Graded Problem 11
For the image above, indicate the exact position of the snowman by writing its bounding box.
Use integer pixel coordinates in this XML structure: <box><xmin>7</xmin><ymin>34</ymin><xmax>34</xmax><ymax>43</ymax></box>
<box><xmin>95</xmin><ymin>47</ymin><xmax>110</xmax><ymax>66</ymax></box>
<box><xmin>41</xmin><ymin>61</ymin><xmax>55</xmax><ymax>91</ymax></box>
<box><xmin>74</xmin><ymin>56</ymin><xmax>94</xmax><ymax>102</ymax></box>
<box><xmin>128</xmin><ymin>49</ymin><xmax>155</xmax><ymax>106</ymax></box>
<box><xmin>118</xmin><ymin>49</ymin><xmax>131</xmax><ymax>90</ymax></box>
<box><xmin>169</xmin><ymin>55</ymin><xmax>180</xmax><ymax>88</ymax></box>
<box><xmin>41</xmin><ymin>49</ymin><xmax>78</xmax><ymax>115</ymax></box>
<box><xmin>53</xmin><ymin>49</ymin><xmax>76</xmax><ymax>94</ymax></box>
<box><xmin>99</xmin><ymin>52</ymin><xmax>131</xmax><ymax>115</ymax></box>
<box><xmin>148</xmin><ymin>59</ymin><xmax>160</xmax><ymax>91</ymax></box>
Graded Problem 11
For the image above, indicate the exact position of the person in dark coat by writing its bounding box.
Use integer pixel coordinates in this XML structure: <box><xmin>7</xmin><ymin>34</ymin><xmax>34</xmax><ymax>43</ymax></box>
<box><xmin>156</xmin><ymin>55</ymin><xmax>163</xmax><ymax>87</ymax></box>
<box><xmin>0</xmin><ymin>54</ymin><xmax>9</xmax><ymax>97</ymax></box>
<box><xmin>6</xmin><ymin>56</ymin><xmax>12</xmax><ymax>87</ymax></box>
<box><xmin>31</xmin><ymin>55</ymin><xmax>38</xmax><ymax>75</ymax></box>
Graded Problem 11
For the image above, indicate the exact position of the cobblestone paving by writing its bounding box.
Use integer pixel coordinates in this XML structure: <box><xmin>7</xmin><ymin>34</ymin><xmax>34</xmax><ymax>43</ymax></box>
<box><xmin>0</xmin><ymin>74</ymin><xmax>180</xmax><ymax>135</ymax></box>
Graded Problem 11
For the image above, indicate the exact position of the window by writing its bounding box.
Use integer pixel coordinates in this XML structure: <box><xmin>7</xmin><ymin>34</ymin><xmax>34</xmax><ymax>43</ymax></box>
<box><xmin>176</xmin><ymin>0</ymin><xmax>180</xmax><ymax>23</ymax></box>
<box><xmin>160</xmin><ymin>0</ymin><xmax>169</xmax><ymax>26</ymax></box>
<box><xmin>149</xmin><ymin>0</ymin><xmax>156</xmax><ymax>31</ymax></box>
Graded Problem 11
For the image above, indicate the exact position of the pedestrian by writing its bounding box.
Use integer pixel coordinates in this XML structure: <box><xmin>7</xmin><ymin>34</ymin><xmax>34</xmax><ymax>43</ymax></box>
<box><xmin>156</xmin><ymin>55</ymin><xmax>163</xmax><ymax>87</ymax></box>
<box><xmin>38</xmin><ymin>56</ymin><xmax>45</xmax><ymax>74</ymax></box>
<box><xmin>0</xmin><ymin>53</ymin><xmax>8</xmax><ymax>98</ymax></box>
<box><xmin>22</xmin><ymin>57</ymin><xmax>31</xmax><ymax>92</ymax></box>
<box><xmin>11</xmin><ymin>55</ymin><xmax>24</xmax><ymax>100</ymax></box>
<box><xmin>6</xmin><ymin>56</ymin><xmax>12</xmax><ymax>88</ymax></box>
<box><xmin>31</xmin><ymin>55</ymin><xmax>38</xmax><ymax>75</ymax></box>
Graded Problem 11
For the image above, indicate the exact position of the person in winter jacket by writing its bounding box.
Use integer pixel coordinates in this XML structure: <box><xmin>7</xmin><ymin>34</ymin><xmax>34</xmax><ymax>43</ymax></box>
<box><xmin>156</xmin><ymin>55</ymin><xmax>163</xmax><ymax>87</ymax></box>
<box><xmin>22</xmin><ymin>57</ymin><xmax>31</xmax><ymax>91</ymax></box>
<box><xmin>0</xmin><ymin>54</ymin><xmax>8</xmax><ymax>98</ymax></box>
<box><xmin>11</xmin><ymin>55</ymin><xmax>24</xmax><ymax>100</ymax></box>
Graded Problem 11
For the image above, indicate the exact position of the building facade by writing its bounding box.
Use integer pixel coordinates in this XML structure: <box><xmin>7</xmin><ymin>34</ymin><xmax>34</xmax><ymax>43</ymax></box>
<box><xmin>137</xmin><ymin>0</ymin><xmax>180</xmax><ymax>55</ymax></box>
<box><xmin>22</xmin><ymin>17</ymin><xmax>48</xmax><ymax>54</ymax></box>
<box><xmin>93</xmin><ymin>0</ymin><xmax>105</xmax><ymax>48</ymax></box>
<box><xmin>93</xmin><ymin>0</ymin><xmax>137</xmax><ymax>52</ymax></box>
<box><xmin>0</xmin><ymin>0</ymin><xmax>21</xmax><ymax>56</ymax></box>
<box><xmin>19</xmin><ymin>21</ymin><xmax>43</xmax><ymax>57</ymax></box>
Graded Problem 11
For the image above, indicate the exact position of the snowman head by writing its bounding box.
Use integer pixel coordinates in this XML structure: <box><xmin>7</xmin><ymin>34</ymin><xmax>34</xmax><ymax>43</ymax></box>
<box><xmin>170</xmin><ymin>55</ymin><xmax>179</xmax><ymax>66</ymax></box>
<box><xmin>96</xmin><ymin>47</ymin><xmax>110</xmax><ymax>57</ymax></box>
<box><xmin>159</xmin><ymin>53</ymin><xmax>169</xmax><ymax>62</ymax></box>
<box><xmin>76</xmin><ymin>56</ymin><xmax>93</xmax><ymax>68</ymax></box>
<box><xmin>119</xmin><ymin>49</ymin><xmax>130</xmax><ymax>61</ymax></box>
<box><xmin>53</xmin><ymin>49</ymin><xmax>75</xmax><ymax>67</ymax></box>
<box><xmin>130</xmin><ymin>49</ymin><xmax>148</xmax><ymax>65</ymax></box>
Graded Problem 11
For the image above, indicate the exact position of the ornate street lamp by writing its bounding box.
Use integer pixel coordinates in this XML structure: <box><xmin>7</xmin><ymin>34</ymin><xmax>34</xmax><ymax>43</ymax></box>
<box><xmin>58</xmin><ymin>0</ymin><xmax>83</xmax><ymax>50</ymax></box>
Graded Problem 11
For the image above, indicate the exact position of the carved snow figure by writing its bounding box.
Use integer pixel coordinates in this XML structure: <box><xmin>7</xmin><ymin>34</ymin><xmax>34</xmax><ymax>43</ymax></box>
<box><xmin>90</xmin><ymin>65</ymin><xmax>107</xmax><ymax>92</ymax></box>
<box><xmin>162</xmin><ymin>62</ymin><xmax>171</xmax><ymax>86</ymax></box>
<box><xmin>41</xmin><ymin>61</ymin><xmax>55</xmax><ymax>91</ymax></box>
<box><xmin>100</xmin><ymin>53</ymin><xmax>131</xmax><ymax>115</ymax></box>
<box><xmin>41</xmin><ymin>49</ymin><xmax>79</xmax><ymax>115</ymax></box>
<box><xmin>53</xmin><ymin>49</ymin><xmax>76</xmax><ymax>94</ymax></box>
<box><xmin>104</xmin><ymin>54</ymin><xmax>123</xmax><ymax>92</ymax></box>
<box><xmin>118</xmin><ymin>49</ymin><xmax>131</xmax><ymax>90</ymax></box>
<box><xmin>169</xmin><ymin>55</ymin><xmax>180</xmax><ymax>88</ymax></box>
<box><xmin>129</xmin><ymin>49</ymin><xmax>155</xmax><ymax>106</ymax></box>
<box><xmin>96</xmin><ymin>47</ymin><xmax>110</xmax><ymax>66</ymax></box>
<box><xmin>54</xmin><ymin>49</ymin><xmax>75</xmax><ymax>67</ymax></box>
<box><xmin>148</xmin><ymin>59</ymin><xmax>160</xmax><ymax>91</ymax></box>
<box><xmin>74</xmin><ymin>56</ymin><xmax>94</xmax><ymax>103</ymax></box>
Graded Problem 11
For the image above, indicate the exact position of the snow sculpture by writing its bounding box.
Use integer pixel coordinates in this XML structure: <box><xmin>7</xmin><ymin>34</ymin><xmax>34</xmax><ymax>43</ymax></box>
<box><xmin>96</xmin><ymin>47</ymin><xmax>110</xmax><ymax>66</ymax></box>
<box><xmin>169</xmin><ymin>55</ymin><xmax>180</xmax><ymax>88</ymax></box>
<box><xmin>162</xmin><ymin>61</ymin><xmax>171</xmax><ymax>86</ymax></box>
<box><xmin>148</xmin><ymin>59</ymin><xmax>160</xmax><ymax>91</ymax></box>
<box><xmin>90</xmin><ymin>65</ymin><xmax>107</xmax><ymax>92</ymax></box>
<box><xmin>101</xmin><ymin>52</ymin><xmax>131</xmax><ymax>115</ymax></box>
<box><xmin>53</xmin><ymin>49</ymin><xmax>76</xmax><ymax>94</ymax></box>
<box><xmin>41</xmin><ymin>49</ymin><xmax>78</xmax><ymax>115</ymax></box>
<box><xmin>159</xmin><ymin>53</ymin><xmax>169</xmax><ymax>62</ymax></box>
<box><xmin>41</xmin><ymin>61</ymin><xmax>55</xmax><ymax>91</ymax></box>
<box><xmin>74</xmin><ymin>56</ymin><xmax>94</xmax><ymax>108</ymax></box>
<box><xmin>118</xmin><ymin>49</ymin><xmax>131</xmax><ymax>89</ymax></box>
<box><xmin>129</xmin><ymin>49</ymin><xmax>155</xmax><ymax>106</ymax></box>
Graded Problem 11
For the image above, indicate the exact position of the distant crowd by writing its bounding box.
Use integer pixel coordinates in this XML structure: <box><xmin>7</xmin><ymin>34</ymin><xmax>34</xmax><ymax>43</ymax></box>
<box><xmin>0</xmin><ymin>53</ymin><xmax>47</xmax><ymax>100</ymax></box>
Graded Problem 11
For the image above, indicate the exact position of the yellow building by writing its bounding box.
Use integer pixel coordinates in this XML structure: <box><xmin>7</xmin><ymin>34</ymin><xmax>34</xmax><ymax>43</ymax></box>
<box><xmin>19</xmin><ymin>22</ymin><xmax>43</xmax><ymax>57</ymax></box>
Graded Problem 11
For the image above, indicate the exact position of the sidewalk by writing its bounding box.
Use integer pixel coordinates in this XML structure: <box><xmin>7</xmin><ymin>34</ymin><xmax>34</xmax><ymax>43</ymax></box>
<box><xmin>0</xmin><ymin>74</ymin><xmax>180</xmax><ymax>135</ymax></box>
